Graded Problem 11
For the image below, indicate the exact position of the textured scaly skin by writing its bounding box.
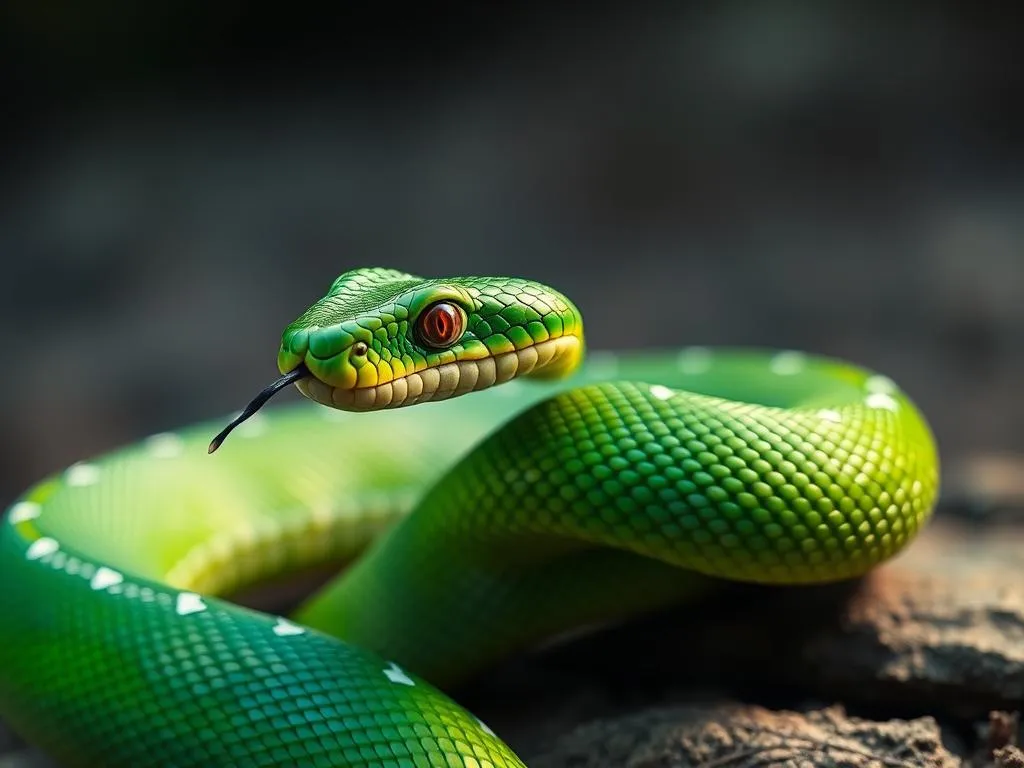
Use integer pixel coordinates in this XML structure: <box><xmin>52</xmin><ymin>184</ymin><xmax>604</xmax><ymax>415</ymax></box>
<box><xmin>0</xmin><ymin>268</ymin><xmax>940</xmax><ymax>767</ymax></box>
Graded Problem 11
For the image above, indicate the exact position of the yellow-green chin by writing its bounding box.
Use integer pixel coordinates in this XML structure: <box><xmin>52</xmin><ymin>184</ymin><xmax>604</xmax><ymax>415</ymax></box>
<box><xmin>298</xmin><ymin>336</ymin><xmax>582</xmax><ymax>411</ymax></box>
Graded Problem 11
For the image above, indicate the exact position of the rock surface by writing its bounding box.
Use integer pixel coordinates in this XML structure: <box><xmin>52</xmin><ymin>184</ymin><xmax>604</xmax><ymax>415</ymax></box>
<box><xmin>529</xmin><ymin>703</ymin><xmax>959</xmax><ymax>768</ymax></box>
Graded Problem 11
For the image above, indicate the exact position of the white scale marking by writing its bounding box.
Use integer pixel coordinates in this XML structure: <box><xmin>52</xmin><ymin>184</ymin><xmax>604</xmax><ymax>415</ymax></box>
<box><xmin>865</xmin><ymin>392</ymin><xmax>899</xmax><ymax>412</ymax></box>
<box><xmin>865</xmin><ymin>374</ymin><xmax>897</xmax><ymax>394</ymax></box>
<box><xmin>769</xmin><ymin>351</ymin><xmax>806</xmax><ymax>376</ymax></box>
<box><xmin>8</xmin><ymin>501</ymin><xmax>41</xmax><ymax>524</ymax></box>
<box><xmin>817</xmin><ymin>409</ymin><xmax>843</xmax><ymax>423</ymax></box>
<box><xmin>676</xmin><ymin>347</ymin><xmax>712</xmax><ymax>374</ymax></box>
<box><xmin>66</xmin><ymin>463</ymin><xmax>101</xmax><ymax>487</ymax></box>
<box><xmin>25</xmin><ymin>537</ymin><xmax>58</xmax><ymax>561</ymax></box>
<box><xmin>145</xmin><ymin>432</ymin><xmax>185</xmax><ymax>458</ymax></box>
<box><xmin>383</xmin><ymin>662</ymin><xmax>415</xmax><ymax>686</ymax></box>
<box><xmin>648</xmin><ymin>384</ymin><xmax>675</xmax><ymax>401</ymax></box>
<box><xmin>90</xmin><ymin>566</ymin><xmax>124</xmax><ymax>591</ymax></box>
<box><xmin>175</xmin><ymin>592</ymin><xmax>208</xmax><ymax>616</ymax></box>
<box><xmin>272</xmin><ymin>618</ymin><xmax>306</xmax><ymax>637</ymax></box>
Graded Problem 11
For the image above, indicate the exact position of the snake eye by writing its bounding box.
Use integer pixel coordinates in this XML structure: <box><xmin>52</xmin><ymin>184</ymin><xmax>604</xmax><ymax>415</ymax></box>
<box><xmin>416</xmin><ymin>302</ymin><xmax>464</xmax><ymax>349</ymax></box>
<box><xmin>352</xmin><ymin>342</ymin><xmax>369</xmax><ymax>357</ymax></box>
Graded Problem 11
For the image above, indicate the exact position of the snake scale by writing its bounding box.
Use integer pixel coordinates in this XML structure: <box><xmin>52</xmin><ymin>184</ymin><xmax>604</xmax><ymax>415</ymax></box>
<box><xmin>0</xmin><ymin>268</ymin><xmax>939</xmax><ymax>767</ymax></box>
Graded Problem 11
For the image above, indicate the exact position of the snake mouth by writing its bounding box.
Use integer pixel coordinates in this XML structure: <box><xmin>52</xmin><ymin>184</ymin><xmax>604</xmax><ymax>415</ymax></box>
<box><xmin>209</xmin><ymin>336</ymin><xmax>580</xmax><ymax>451</ymax></box>
<box><xmin>298</xmin><ymin>336</ymin><xmax>581</xmax><ymax>411</ymax></box>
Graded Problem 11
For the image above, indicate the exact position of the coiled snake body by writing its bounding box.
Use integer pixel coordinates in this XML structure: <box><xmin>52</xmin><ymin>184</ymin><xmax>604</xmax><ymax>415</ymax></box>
<box><xmin>0</xmin><ymin>269</ymin><xmax>939</xmax><ymax>767</ymax></box>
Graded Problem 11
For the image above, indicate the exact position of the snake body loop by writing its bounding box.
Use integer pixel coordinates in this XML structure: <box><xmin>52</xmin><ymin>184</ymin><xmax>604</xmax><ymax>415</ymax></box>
<box><xmin>0</xmin><ymin>268</ymin><xmax>939</xmax><ymax>767</ymax></box>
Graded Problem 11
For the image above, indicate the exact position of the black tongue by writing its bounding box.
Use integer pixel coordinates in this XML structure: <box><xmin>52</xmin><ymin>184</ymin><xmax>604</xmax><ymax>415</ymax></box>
<box><xmin>208</xmin><ymin>365</ymin><xmax>309</xmax><ymax>453</ymax></box>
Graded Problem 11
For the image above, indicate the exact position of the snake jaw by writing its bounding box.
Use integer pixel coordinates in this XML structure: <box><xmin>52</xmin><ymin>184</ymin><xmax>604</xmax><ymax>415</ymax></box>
<box><xmin>297</xmin><ymin>335</ymin><xmax>582</xmax><ymax>411</ymax></box>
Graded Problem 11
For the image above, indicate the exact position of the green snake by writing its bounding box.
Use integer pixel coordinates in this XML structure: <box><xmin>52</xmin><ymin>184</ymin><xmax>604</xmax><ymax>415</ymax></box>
<box><xmin>0</xmin><ymin>268</ymin><xmax>940</xmax><ymax>767</ymax></box>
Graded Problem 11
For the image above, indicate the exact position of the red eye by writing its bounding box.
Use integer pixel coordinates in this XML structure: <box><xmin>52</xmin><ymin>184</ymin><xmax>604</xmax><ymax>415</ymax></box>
<box><xmin>417</xmin><ymin>302</ymin><xmax>463</xmax><ymax>348</ymax></box>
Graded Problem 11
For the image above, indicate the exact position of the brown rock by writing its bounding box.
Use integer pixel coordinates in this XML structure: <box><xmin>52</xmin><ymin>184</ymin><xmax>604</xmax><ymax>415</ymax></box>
<box><xmin>528</xmin><ymin>703</ymin><xmax>959</xmax><ymax>768</ymax></box>
<box><xmin>995</xmin><ymin>746</ymin><xmax>1024</xmax><ymax>768</ymax></box>
<box><xmin>803</xmin><ymin>520</ymin><xmax>1024</xmax><ymax>714</ymax></box>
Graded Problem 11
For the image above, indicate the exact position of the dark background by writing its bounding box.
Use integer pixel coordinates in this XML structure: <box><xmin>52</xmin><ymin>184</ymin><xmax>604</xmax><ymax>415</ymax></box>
<box><xmin>2</xmin><ymin>4</ymin><xmax>1022</xmax><ymax>508</ymax></box>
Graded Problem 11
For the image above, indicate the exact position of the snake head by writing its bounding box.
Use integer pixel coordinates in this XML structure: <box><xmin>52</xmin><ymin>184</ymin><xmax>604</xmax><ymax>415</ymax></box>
<box><xmin>276</xmin><ymin>267</ymin><xmax>585</xmax><ymax>411</ymax></box>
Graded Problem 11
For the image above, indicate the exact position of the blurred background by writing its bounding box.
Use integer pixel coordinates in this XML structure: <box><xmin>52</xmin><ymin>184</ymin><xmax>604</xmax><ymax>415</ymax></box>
<box><xmin>1</xmin><ymin>3</ymin><xmax>1022</xmax><ymax>507</ymax></box>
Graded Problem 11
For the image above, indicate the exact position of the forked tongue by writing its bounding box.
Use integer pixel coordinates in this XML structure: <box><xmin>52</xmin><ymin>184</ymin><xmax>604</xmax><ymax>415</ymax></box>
<box><xmin>208</xmin><ymin>365</ymin><xmax>309</xmax><ymax>453</ymax></box>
